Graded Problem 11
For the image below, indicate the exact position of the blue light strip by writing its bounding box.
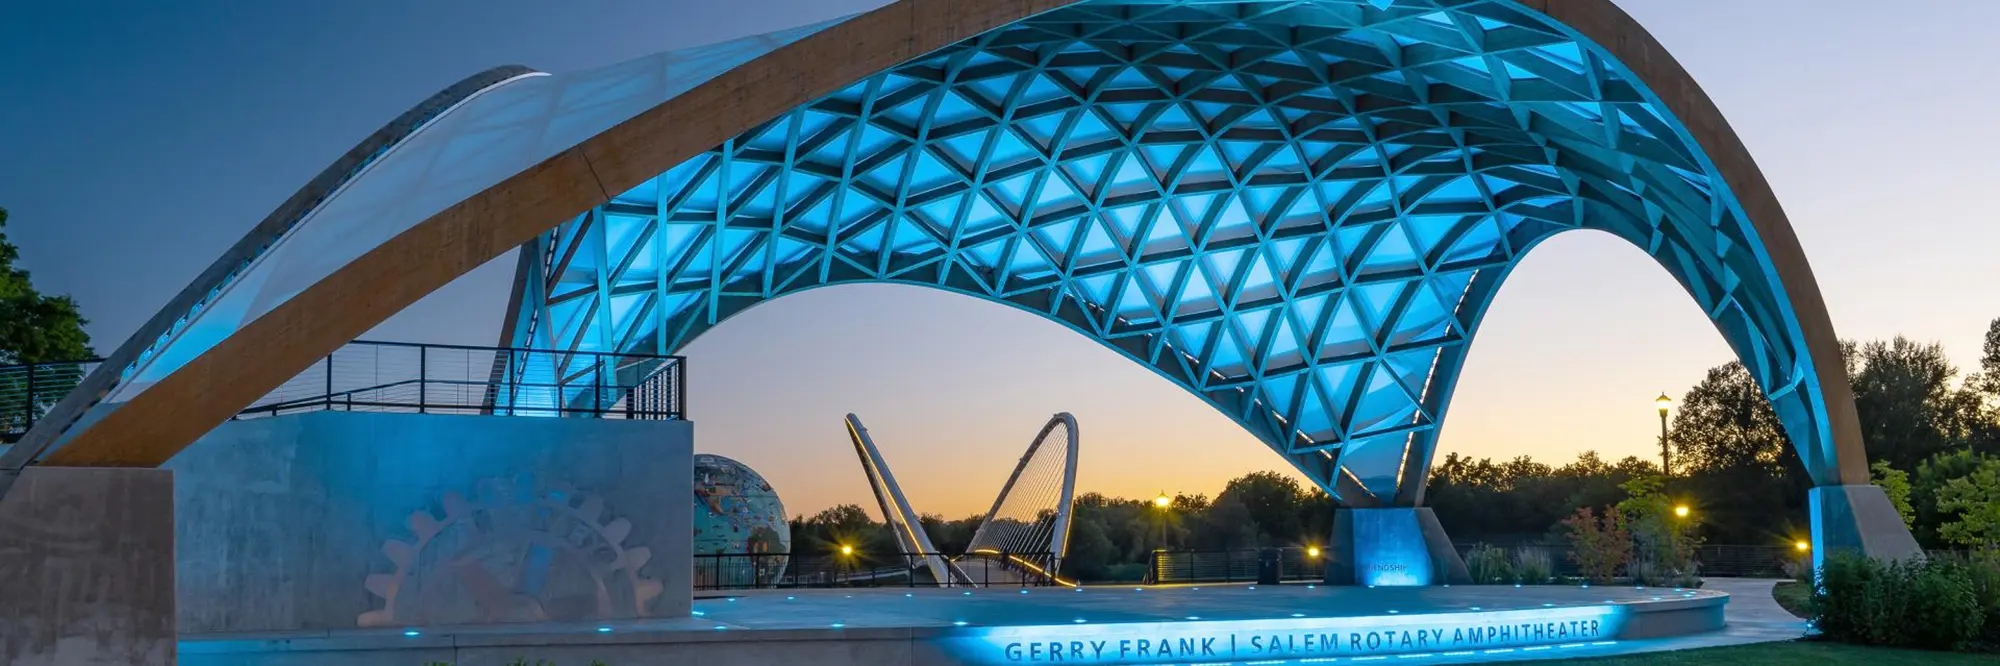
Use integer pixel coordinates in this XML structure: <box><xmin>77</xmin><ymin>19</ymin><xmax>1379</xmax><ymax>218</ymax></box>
<box><xmin>939</xmin><ymin>605</ymin><xmax>1626</xmax><ymax>665</ymax></box>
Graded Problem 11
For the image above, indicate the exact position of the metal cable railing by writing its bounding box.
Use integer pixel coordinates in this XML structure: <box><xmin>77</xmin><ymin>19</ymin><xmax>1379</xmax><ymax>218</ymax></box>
<box><xmin>235</xmin><ymin>340</ymin><xmax>685</xmax><ymax>420</ymax></box>
<box><xmin>0</xmin><ymin>341</ymin><xmax>685</xmax><ymax>451</ymax></box>
<box><xmin>0</xmin><ymin>359</ymin><xmax>103</xmax><ymax>445</ymax></box>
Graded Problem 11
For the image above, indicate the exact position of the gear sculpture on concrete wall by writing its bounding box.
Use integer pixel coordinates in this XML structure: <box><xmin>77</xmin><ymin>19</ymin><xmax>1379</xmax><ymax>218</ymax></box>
<box><xmin>357</xmin><ymin>476</ymin><xmax>663</xmax><ymax>627</ymax></box>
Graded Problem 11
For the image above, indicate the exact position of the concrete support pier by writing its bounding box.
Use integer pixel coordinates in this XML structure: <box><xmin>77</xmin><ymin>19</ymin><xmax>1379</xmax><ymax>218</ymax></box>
<box><xmin>1324</xmin><ymin>507</ymin><xmax>1470</xmax><ymax>586</ymax></box>
<box><xmin>0</xmin><ymin>466</ymin><xmax>176</xmax><ymax>666</ymax></box>
<box><xmin>1810</xmin><ymin>484</ymin><xmax>1923</xmax><ymax>570</ymax></box>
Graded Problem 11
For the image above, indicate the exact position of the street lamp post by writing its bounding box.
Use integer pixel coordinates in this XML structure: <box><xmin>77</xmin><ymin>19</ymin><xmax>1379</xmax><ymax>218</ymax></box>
<box><xmin>1153</xmin><ymin>492</ymin><xmax>1172</xmax><ymax>551</ymax></box>
<box><xmin>1655</xmin><ymin>393</ymin><xmax>1673</xmax><ymax>485</ymax></box>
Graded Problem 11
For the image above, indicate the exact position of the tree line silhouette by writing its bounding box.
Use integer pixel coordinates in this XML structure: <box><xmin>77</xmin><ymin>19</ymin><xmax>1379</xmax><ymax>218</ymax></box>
<box><xmin>789</xmin><ymin>319</ymin><xmax>2000</xmax><ymax>581</ymax></box>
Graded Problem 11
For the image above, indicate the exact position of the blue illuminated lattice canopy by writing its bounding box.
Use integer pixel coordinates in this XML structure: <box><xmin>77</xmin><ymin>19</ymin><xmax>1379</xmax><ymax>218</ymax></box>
<box><xmin>504</xmin><ymin>0</ymin><xmax>1843</xmax><ymax>506</ymax></box>
<box><xmin>27</xmin><ymin>0</ymin><xmax>1866</xmax><ymax>522</ymax></box>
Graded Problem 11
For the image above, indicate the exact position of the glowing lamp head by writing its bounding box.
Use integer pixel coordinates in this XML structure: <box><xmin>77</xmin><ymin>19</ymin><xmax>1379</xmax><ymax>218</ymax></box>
<box><xmin>1794</xmin><ymin>540</ymin><xmax>1811</xmax><ymax>552</ymax></box>
<box><xmin>1306</xmin><ymin>546</ymin><xmax>1321</xmax><ymax>558</ymax></box>
<box><xmin>840</xmin><ymin>544</ymin><xmax>854</xmax><ymax>556</ymax></box>
<box><xmin>1673</xmin><ymin>505</ymin><xmax>1690</xmax><ymax>518</ymax></box>
<box><xmin>1656</xmin><ymin>393</ymin><xmax>1673</xmax><ymax>415</ymax></box>
<box><xmin>1153</xmin><ymin>493</ymin><xmax>1171</xmax><ymax>509</ymax></box>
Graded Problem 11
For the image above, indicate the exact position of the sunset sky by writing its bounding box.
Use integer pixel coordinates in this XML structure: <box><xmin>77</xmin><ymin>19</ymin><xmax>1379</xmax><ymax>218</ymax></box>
<box><xmin>3</xmin><ymin>1</ymin><xmax>1995</xmax><ymax>519</ymax></box>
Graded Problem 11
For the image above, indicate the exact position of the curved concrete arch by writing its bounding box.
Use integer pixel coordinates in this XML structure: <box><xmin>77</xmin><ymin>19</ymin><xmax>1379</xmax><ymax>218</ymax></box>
<box><xmin>37</xmin><ymin>0</ymin><xmax>1907</xmax><ymax>561</ymax></box>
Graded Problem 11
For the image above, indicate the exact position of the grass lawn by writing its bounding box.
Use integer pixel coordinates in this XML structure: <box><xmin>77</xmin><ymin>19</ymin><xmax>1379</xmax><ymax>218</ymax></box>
<box><xmin>1521</xmin><ymin>640</ymin><xmax>1994</xmax><ymax>665</ymax></box>
<box><xmin>1771</xmin><ymin>580</ymin><xmax>1812</xmax><ymax>618</ymax></box>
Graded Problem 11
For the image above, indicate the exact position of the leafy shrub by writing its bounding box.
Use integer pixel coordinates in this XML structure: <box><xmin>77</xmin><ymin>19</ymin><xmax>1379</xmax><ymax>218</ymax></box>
<box><xmin>1813</xmin><ymin>552</ymin><xmax>1984</xmax><ymax>650</ymax></box>
<box><xmin>1560</xmin><ymin>506</ymin><xmax>1631</xmax><ymax>583</ymax></box>
<box><xmin>1936</xmin><ymin>550</ymin><xmax>2000</xmax><ymax>643</ymax></box>
<box><xmin>1466</xmin><ymin>544</ymin><xmax>1512</xmax><ymax>584</ymax></box>
<box><xmin>1512</xmin><ymin>547</ymin><xmax>1552</xmax><ymax>584</ymax></box>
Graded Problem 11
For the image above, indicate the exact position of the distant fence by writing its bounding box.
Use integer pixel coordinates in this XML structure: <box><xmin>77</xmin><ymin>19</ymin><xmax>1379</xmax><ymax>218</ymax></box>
<box><xmin>1147</xmin><ymin>547</ymin><xmax>1327</xmax><ymax>584</ymax></box>
<box><xmin>693</xmin><ymin>551</ymin><xmax>1061</xmax><ymax>591</ymax></box>
<box><xmin>1454</xmin><ymin>543</ymin><xmax>1807</xmax><ymax>579</ymax></box>
<box><xmin>1143</xmin><ymin>544</ymin><xmax>1812</xmax><ymax>584</ymax></box>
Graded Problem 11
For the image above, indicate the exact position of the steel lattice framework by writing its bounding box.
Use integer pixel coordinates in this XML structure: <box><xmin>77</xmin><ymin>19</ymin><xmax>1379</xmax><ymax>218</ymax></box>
<box><xmin>506</xmin><ymin>0</ymin><xmax>1840</xmax><ymax>506</ymax></box>
<box><xmin>32</xmin><ymin>2</ymin><xmax>1912</xmax><ymax>575</ymax></box>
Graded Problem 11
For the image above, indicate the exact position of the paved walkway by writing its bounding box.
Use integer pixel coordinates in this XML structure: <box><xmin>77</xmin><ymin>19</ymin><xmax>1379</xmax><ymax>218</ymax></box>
<box><xmin>1483</xmin><ymin>577</ymin><xmax>1808</xmax><ymax>664</ymax></box>
<box><xmin>692</xmin><ymin>582</ymin><xmax>1723</xmax><ymax>630</ymax></box>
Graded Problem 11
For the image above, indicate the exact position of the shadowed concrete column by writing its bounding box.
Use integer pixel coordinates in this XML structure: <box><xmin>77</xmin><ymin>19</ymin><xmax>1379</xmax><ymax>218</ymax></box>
<box><xmin>0</xmin><ymin>466</ymin><xmax>175</xmax><ymax>666</ymax></box>
<box><xmin>1810</xmin><ymin>484</ymin><xmax>1924</xmax><ymax>570</ymax></box>
<box><xmin>1324</xmin><ymin>507</ymin><xmax>1470</xmax><ymax>586</ymax></box>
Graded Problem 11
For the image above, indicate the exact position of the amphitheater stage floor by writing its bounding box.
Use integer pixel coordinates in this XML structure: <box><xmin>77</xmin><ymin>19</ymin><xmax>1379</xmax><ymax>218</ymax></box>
<box><xmin>179</xmin><ymin>579</ymin><xmax>1803</xmax><ymax>665</ymax></box>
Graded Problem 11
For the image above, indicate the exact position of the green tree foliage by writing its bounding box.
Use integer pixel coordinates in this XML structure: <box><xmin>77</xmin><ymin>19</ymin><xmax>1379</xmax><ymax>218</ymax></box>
<box><xmin>1869</xmin><ymin>461</ymin><xmax>1915</xmax><ymax>528</ymax></box>
<box><xmin>1056</xmin><ymin>513</ymin><xmax>1118</xmax><ymax>580</ymax></box>
<box><xmin>1912</xmin><ymin>449</ymin><xmax>1993</xmax><ymax>546</ymax></box>
<box><xmin>918</xmin><ymin>513</ymin><xmax>981</xmax><ymax>553</ymax></box>
<box><xmin>1670</xmin><ymin>362</ymin><xmax>1789</xmax><ymax>474</ymax></box>
<box><xmin>0</xmin><ymin>206</ymin><xmax>94</xmax><ymax>437</ymax></box>
<box><xmin>1665</xmin><ymin>361</ymin><xmax>1814</xmax><ymax>543</ymax></box>
<box><xmin>1184</xmin><ymin>495</ymin><xmax>1258</xmax><ymax>551</ymax></box>
<box><xmin>0</xmin><ymin>207</ymin><xmax>93</xmax><ymax>364</ymax></box>
<box><xmin>1215</xmin><ymin>471</ymin><xmax>1304</xmax><ymax>545</ymax></box>
<box><xmin>1614</xmin><ymin>475</ymin><xmax>1701</xmax><ymax>584</ymax></box>
<box><xmin>1935</xmin><ymin>458</ymin><xmax>2000</xmax><ymax>549</ymax></box>
<box><xmin>1966</xmin><ymin>318</ymin><xmax>2000</xmax><ymax>456</ymax></box>
<box><xmin>1852</xmin><ymin>336</ymin><xmax>1967</xmax><ymax>470</ymax></box>
<box><xmin>1425</xmin><ymin>451</ymin><xmax>1655</xmax><ymax>542</ymax></box>
<box><xmin>788</xmin><ymin>504</ymin><xmax>898</xmax><ymax>559</ymax></box>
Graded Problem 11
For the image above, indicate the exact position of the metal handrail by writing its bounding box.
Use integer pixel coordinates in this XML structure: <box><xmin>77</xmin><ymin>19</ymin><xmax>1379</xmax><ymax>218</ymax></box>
<box><xmin>0</xmin><ymin>340</ymin><xmax>686</xmax><ymax>454</ymax></box>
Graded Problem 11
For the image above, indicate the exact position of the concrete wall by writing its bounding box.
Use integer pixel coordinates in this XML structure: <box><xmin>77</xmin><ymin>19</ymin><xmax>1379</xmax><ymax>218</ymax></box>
<box><xmin>167</xmin><ymin>411</ymin><xmax>692</xmax><ymax>635</ymax></box>
<box><xmin>0</xmin><ymin>467</ymin><xmax>176</xmax><ymax>666</ymax></box>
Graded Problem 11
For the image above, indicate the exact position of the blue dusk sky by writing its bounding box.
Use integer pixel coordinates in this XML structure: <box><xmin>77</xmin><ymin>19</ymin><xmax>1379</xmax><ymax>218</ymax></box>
<box><xmin>1</xmin><ymin>1</ymin><xmax>1994</xmax><ymax>517</ymax></box>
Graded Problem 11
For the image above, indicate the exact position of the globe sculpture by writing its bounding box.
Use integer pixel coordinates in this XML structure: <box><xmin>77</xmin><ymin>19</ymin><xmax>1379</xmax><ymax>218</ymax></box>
<box><xmin>692</xmin><ymin>454</ymin><xmax>790</xmax><ymax>588</ymax></box>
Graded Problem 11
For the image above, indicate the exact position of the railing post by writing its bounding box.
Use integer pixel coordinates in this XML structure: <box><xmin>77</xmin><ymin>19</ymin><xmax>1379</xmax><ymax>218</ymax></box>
<box><xmin>23</xmin><ymin>362</ymin><xmax>35</xmax><ymax>430</ymax></box>
<box><xmin>676</xmin><ymin>357</ymin><xmax>687</xmax><ymax>419</ymax></box>
<box><xmin>418</xmin><ymin>345</ymin><xmax>427</xmax><ymax>414</ymax></box>
<box><xmin>593</xmin><ymin>356</ymin><xmax>604</xmax><ymax>416</ymax></box>
<box><xmin>324</xmin><ymin>353</ymin><xmax>334</xmax><ymax>410</ymax></box>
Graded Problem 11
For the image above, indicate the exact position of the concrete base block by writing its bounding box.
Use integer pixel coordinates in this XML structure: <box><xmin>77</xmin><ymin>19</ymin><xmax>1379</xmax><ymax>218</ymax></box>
<box><xmin>1809</xmin><ymin>484</ymin><xmax>1922</xmax><ymax>571</ymax></box>
<box><xmin>1324</xmin><ymin>507</ymin><xmax>1471</xmax><ymax>586</ymax></box>
<box><xmin>0</xmin><ymin>466</ymin><xmax>176</xmax><ymax>666</ymax></box>
<box><xmin>169</xmin><ymin>411</ymin><xmax>694</xmax><ymax>635</ymax></box>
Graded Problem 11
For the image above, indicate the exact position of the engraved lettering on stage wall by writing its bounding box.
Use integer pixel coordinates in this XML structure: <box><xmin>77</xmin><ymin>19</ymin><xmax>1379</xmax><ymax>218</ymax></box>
<box><xmin>968</xmin><ymin>608</ymin><xmax>1620</xmax><ymax>665</ymax></box>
